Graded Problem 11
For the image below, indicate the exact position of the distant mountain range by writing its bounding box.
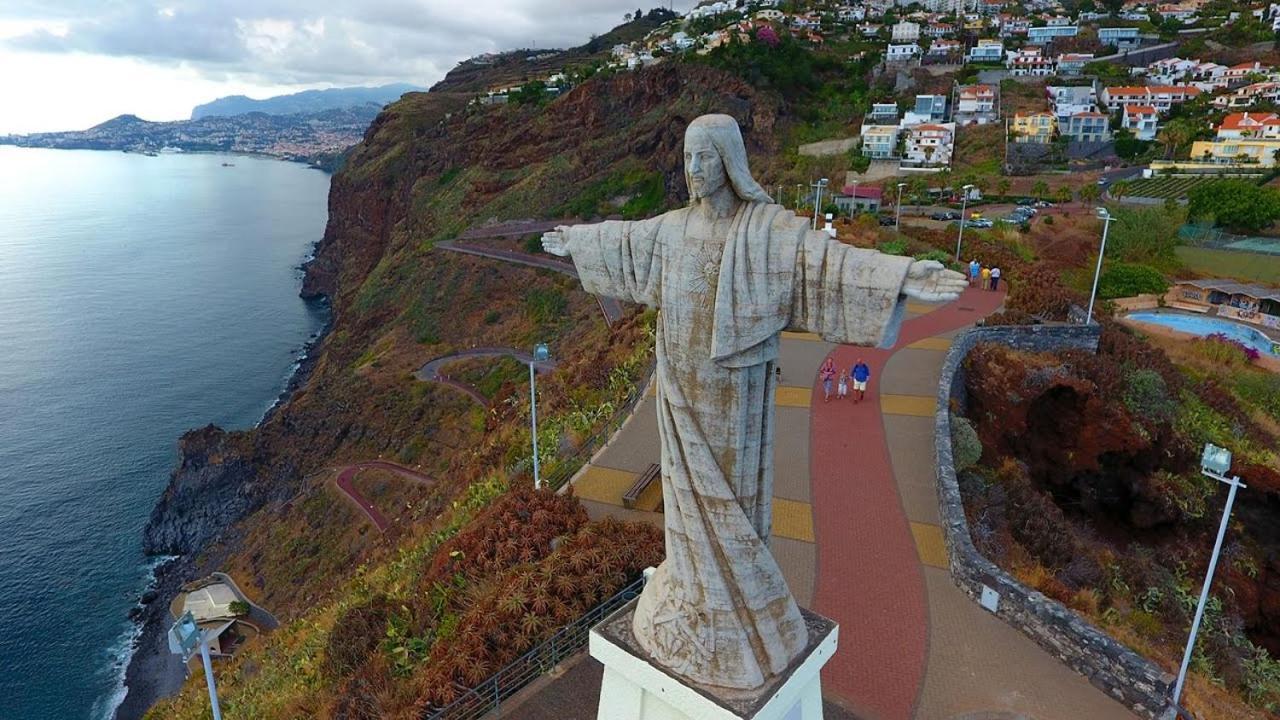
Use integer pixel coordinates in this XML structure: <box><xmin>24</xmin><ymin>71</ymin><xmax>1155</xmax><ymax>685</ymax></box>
<box><xmin>1</xmin><ymin>84</ymin><xmax>425</xmax><ymax>169</ymax></box>
<box><xmin>190</xmin><ymin>84</ymin><xmax>423</xmax><ymax>120</ymax></box>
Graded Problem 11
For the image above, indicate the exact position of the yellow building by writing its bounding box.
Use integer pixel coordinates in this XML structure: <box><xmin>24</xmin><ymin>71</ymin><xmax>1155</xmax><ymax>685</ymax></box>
<box><xmin>1010</xmin><ymin>112</ymin><xmax>1056</xmax><ymax>143</ymax></box>
<box><xmin>1188</xmin><ymin>137</ymin><xmax>1280</xmax><ymax>167</ymax></box>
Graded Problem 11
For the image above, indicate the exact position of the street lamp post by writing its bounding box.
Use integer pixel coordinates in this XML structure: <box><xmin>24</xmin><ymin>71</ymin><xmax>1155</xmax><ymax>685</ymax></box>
<box><xmin>530</xmin><ymin>343</ymin><xmax>550</xmax><ymax>490</ymax></box>
<box><xmin>849</xmin><ymin>180</ymin><xmax>859</xmax><ymax>218</ymax></box>
<box><xmin>795</xmin><ymin>184</ymin><xmax>803</xmax><ymax>210</ymax></box>
<box><xmin>1171</xmin><ymin>443</ymin><xmax>1247</xmax><ymax>709</ymax></box>
<box><xmin>895</xmin><ymin>182</ymin><xmax>907</xmax><ymax>231</ymax></box>
<box><xmin>810</xmin><ymin>178</ymin><xmax>829</xmax><ymax>230</ymax></box>
<box><xmin>954</xmin><ymin>183</ymin><xmax>976</xmax><ymax>262</ymax></box>
<box><xmin>1086</xmin><ymin>207</ymin><xmax>1114</xmax><ymax>324</ymax></box>
<box><xmin>168</xmin><ymin>612</ymin><xmax>222</xmax><ymax>720</ymax></box>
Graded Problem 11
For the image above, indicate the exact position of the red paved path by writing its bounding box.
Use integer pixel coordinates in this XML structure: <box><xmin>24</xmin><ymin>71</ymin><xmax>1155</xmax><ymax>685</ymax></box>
<box><xmin>334</xmin><ymin>461</ymin><xmax>435</xmax><ymax>532</ymax></box>
<box><xmin>809</xmin><ymin>287</ymin><xmax>1005</xmax><ymax>719</ymax></box>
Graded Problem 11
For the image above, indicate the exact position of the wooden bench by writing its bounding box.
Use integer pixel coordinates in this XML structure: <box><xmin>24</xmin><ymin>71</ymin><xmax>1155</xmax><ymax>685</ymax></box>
<box><xmin>623</xmin><ymin>463</ymin><xmax>662</xmax><ymax>510</ymax></box>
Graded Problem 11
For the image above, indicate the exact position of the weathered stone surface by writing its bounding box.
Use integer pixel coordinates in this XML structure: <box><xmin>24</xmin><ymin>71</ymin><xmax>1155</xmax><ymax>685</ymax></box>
<box><xmin>934</xmin><ymin>324</ymin><xmax>1177</xmax><ymax>719</ymax></box>
<box><xmin>547</xmin><ymin>114</ymin><xmax>966</xmax><ymax>691</ymax></box>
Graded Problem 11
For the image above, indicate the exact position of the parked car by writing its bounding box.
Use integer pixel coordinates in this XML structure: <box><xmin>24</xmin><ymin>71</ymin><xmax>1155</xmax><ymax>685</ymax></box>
<box><xmin>1015</xmin><ymin>197</ymin><xmax>1036</xmax><ymax>206</ymax></box>
<box><xmin>930</xmin><ymin>210</ymin><xmax>960</xmax><ymax>220</ymax></box>
<box><xmin>1034</xmin><ymin>200</ymin><xmax>1053</xmax><ymax>208</ymax></box>
<box><xmin>964</xmin><ymin>218</ymin><xmax>993</xmax><ymax>228</ymax></box>
<box><xmin>877</xmin><ymin>214</ymin><xmax>896</xmax><ymax>226</ymax></box>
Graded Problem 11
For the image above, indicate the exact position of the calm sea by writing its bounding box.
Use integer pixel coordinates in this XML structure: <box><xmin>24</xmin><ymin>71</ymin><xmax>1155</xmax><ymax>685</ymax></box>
<box><xmin>0</xmin><ymin>147</ymin><xmax>330</xmax><ymax>719</ymax></box>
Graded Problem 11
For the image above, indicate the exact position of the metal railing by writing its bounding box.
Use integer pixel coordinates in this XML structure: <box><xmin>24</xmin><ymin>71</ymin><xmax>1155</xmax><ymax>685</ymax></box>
<box><xmin>421</xmin><ymin>575</ymin><xmax>646</xmax><ymax>719</ymax></box>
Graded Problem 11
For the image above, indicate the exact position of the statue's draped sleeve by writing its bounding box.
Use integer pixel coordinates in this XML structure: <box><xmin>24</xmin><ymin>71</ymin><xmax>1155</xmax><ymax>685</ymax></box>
<box><xmin>789</xmin><ymin>223</ymin><xmax>915</xmax><ymax>349</ymax></box>
<box><xmin>561</xmin><ymin>213</ymin><xmax>673</xmax><ymax>307</ymax></box>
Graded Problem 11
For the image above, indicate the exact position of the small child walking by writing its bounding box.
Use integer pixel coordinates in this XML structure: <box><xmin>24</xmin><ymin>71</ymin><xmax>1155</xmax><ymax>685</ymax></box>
<box><xmin>837</xmin><ymin>371</ymin><xmax>849</xmax><ymax>400</ymax></box>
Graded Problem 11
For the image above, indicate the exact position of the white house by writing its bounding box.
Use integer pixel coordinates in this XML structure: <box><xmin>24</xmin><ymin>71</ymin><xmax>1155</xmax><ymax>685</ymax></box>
<box><xmin>967</xmin><ymin>38</ymin><xmax>1004</xmax><ymax>63</ymax></box>
<box><xmin>929</xmin><ymin>39</ymin><xmax>963</xmax><ymax>56</ymax></box>
<box><xmin>887</xmin><ymin>43</ymin><xmax>922</xmax><ymax>62</ymax></box>
<box><xmin>1213</xmin><ymin>82</ymin><xmax>1280</xmax><ymax>109</ymax></box>
<box><xmin>1007</xmin><ymin>47</ymin><xmax>1055</xmax><ymax>77</ymax></box>
<box><xmin>688</xmin><ymin>1</ymin><xmax>734</xmax><ymax>19</ymax></box>
<box><xmin>903</xmin><ymin>123</ymin><xmax>956</xmax><ymax>166</ymax></box>
<box><xmin>1122</xmin><ymin>105</ymin><xmax>1159</xmax><ymax>140</ymax></box>
<box><xmin>954</xmin><ymin>83</ymin><xmax>998</xmax><ymax>124</ymax></box>
<box><xmin>1216</xmin><ymin>112</ymin><xmax>1280</xmax><ymax>140</ymax></box>
<box><xmin>1026</xmin><ymin>24</ymin><xmax>1079</xmax><ymax>44</ymax></box>
<box><xmin>1099</xmin><ymin>85</ymin><xmax>1201</xmax><ymax>113</ymax></box>
<box><xmin>892</xmin><ymin>20</ymin><xmax>921</xmax><ymax>41</ymax></box>
<box><xmin>1056</xmin><ymin>53</ymin><xmax>1094</xmax><ymax>76</ymax></box>
<box><xmin>1098</xmin><ymin>26</ymin><xmax>1141</xmax><ymax>49</ymax></box>
<box><xmin>756</xmin><ymin>9</ymin><xmax>785</xmax><ymax>21</ymax></box>
<box><xmin>1047</xmin><ymin>85</ymin><xmax>1098</xmax><ymax>120</ymax></box>
<box><xmin>860</xmin><ymin>124</ymin><xmax>901</xmax><ymax>158</ymax></box>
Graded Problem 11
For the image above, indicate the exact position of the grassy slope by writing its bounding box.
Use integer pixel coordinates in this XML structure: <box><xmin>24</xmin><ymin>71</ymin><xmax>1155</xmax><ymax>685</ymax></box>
<box><xmin>1176</xmin><ymin>246</ymin><xmax>1280</xmax><ymax>283</ymax></box>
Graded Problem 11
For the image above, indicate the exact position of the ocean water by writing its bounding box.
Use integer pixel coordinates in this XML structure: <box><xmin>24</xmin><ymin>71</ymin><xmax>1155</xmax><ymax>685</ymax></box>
<box><xmin>0</xmin><ymin>147</ymin><xmax>330</xmax><ymax>719</ymax></box>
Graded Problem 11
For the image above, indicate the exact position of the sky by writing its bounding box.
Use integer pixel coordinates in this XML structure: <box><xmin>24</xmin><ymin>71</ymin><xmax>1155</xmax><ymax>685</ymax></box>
<box><xmin>0</xmin><ymin>1</ymin><xmax>691</xmax><ymax>134</ymax></box>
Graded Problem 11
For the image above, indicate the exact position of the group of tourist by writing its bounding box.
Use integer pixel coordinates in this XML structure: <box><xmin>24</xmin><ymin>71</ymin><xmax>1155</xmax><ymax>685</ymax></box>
<box><xmin>818</xmin><ymin>356</ymin><xmax>871</xmax><ymax>403</ymax></box>
<box><xmin>967</xmin><ymin>259</ymin><xmax>1001</xmax><ymax>291</ymax></box>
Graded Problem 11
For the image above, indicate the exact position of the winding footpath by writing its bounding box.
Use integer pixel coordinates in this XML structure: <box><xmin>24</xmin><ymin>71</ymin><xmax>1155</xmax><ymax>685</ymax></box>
<box><xmin>333</xmin><ymin>461</ymin><xmax>435</xmax><ymax>532</ymax></box>
<box><xmin>437</xmin><ymin>238</ymin><xmax>624</xmax><ymax>325</ymax></box>
<box><xmin>414</xmin><ymin>347</ymin><xmax>557</xmax><ymax>405</ymax></box>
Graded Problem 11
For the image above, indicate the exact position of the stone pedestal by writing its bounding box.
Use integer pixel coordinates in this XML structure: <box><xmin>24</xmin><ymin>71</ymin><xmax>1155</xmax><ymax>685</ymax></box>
<box><xmin>590</xmin><ymin>599</ymin><xmax>838</xmax><ymax>720</ymax></box>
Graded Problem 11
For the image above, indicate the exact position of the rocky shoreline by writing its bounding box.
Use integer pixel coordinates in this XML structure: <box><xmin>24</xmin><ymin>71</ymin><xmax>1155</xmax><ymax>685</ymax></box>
<box><xmin>112</xmin><ymin>295</ymin><xmax>331</xmax><ymax>720</ymax></box>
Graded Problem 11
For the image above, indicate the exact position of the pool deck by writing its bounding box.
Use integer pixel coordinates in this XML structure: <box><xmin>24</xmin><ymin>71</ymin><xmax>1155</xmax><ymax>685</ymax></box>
<box><xmin>1121</xmin><ymin>312</ymin><xmax>1280</xmax><ymax>372</ymax></box>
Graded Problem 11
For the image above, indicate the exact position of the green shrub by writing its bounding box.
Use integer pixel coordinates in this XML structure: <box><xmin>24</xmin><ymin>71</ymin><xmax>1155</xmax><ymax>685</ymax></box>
<box><xmin>1188</xmin><ymin>179</ymin><xmax>1280</xmax><ymax>232</ymax></box>
<box><xmin>1234</xmin><ymin>372</ymin><xmax>1280</xmax><ymax>422</ymax></box>
<box><xmin>1191</xmin><ymin>335</ymin><xmax>1252</xmax><ymax>368</ymax></box>
<box><xmin>1043</xmin><ymin>215</ymin><xmax>1054</xmax><ymax>225</ymax></box>
<box><xmin>522</xmin><ymin>234</ymin><xmax>542</xmax><ymax>254</ymax></box>
<box><xmin>1122</xmin><ymin>368</ymin><xmax>1177</xmax><ymax>422</ymax></box>
<box><xmin>483</xmin><ymin>310</ymin><xmax>500</xmax><ymax>325</ymax></box>
<box><xmin>951</xmin><ymin>415</ymin><xmax>982</xmax><ymax>471</ymax></box>
<box><xmin>877</xmin><ymin>237</ymin><xmax>908</xmax><ymax>255</ymax></box>
<box><xmin>1097</xmin><ymin>263</ymin><xmax>1169</xmax><ymax>299</ymax></box>
<box><xmin>228</xmin><ymin>600</ymin><xmax>250</xmax><ymax>617</ymax></box>
<box><xmin>914</xmin><ymin>249</ymin><xmax>952</xmax><ymax>264</ymax></box>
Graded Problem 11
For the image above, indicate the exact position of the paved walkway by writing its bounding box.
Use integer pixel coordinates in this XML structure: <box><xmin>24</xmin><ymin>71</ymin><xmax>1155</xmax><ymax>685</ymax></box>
<box><xmin>332</xmin><ymin>461</ymin><xmax>434</xmax><ymax>532</ymax></box>
<box><xmin>437</xmin><ymin>239</ymin><xmax>624</xmax><ymax>324</ymax></box>
<box><xmin>560</xmin><ymin>288</ymin><xmax>1139</xmax><ymax>719</ymax></box>
<box><xmin>414</xmin><ymin>347</ymin><xmax>556</xmax><ymax>405</ymax></box>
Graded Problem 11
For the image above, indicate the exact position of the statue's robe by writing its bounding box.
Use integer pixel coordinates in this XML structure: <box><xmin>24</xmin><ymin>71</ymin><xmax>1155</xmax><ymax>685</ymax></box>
<box><xmin>563</xmin><ymin>201</ymin><xmax>913</xmax><ymax>690</ymax></box>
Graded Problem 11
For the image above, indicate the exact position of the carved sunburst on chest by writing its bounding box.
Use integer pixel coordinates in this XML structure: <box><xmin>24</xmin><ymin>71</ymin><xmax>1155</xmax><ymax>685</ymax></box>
<box><xmin>688</xmin><ymin>242</ymin><xmax>722</xmax><ymax>300</ymax></box>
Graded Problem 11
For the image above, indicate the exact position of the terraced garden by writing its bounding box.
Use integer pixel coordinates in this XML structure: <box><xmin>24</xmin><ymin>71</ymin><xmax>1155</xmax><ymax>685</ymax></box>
<box><xmin>1123</xmin><ymin>174</ymin><xmax>1264</xmax><ymax>199</ymax></box>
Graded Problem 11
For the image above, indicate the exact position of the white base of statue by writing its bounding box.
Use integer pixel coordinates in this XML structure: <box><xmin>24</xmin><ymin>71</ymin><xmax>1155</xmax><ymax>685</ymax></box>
<box><xmin>590</xmin><ymin>599</ymin><xmax>838</xmax><ymax>720</ymax></box>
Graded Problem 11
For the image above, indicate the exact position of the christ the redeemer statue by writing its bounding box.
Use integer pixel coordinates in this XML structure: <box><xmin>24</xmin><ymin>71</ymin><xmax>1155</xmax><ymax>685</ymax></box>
<box><xmin>543</xmin><ymin>114</ymin><xmax>966</xmax><ymax>692</ymax></box>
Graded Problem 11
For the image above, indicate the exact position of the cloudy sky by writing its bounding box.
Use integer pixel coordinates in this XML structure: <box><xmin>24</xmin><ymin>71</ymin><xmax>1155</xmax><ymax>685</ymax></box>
<box><xmin>0</xmin><ymin>1</ymin><xmax>692</xmax><ymax>134</ymax></box>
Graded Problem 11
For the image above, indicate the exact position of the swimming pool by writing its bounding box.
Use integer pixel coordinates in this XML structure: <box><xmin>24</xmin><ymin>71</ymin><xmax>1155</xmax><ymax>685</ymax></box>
<box><xmin>1127</xmin><ymin>311</ymin><xmax>1280</xmax><ymax>356</ymax></box>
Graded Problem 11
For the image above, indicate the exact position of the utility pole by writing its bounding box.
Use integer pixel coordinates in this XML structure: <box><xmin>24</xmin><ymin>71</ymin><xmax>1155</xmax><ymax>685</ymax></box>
<box><xmin>1087</xmin><ymin>208</ymin><xmax>1113</xmax><ymax>325</ymax></box>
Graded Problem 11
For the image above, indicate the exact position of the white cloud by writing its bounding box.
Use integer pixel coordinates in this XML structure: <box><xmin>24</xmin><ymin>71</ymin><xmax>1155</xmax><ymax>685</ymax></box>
<box><xmin>0</xmin><ymin>1</ymin><xmax>695</xmax><ymax>133</ymax></box>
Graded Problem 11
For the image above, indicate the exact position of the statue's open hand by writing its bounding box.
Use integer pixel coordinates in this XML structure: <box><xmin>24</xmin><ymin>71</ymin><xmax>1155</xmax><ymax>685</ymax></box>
<box><xmin>902</xmin><ymin>260</ymin><xmax>968</xmax><ymax>303</ymax></box>
<box><xmin>541</xmin><ymin>227</ymin><xmax>571</xmax><ymax>257</ymax></box>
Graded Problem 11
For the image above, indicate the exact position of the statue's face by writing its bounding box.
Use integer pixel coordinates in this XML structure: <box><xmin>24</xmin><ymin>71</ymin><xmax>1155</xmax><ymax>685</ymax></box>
<box><xmin>684</xmin><ymin>128</ymin><xmax>727</xmax><ymax>200</ymax></box>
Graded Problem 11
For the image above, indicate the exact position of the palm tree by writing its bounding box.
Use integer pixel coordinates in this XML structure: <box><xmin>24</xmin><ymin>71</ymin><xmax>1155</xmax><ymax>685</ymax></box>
<box><xmin>1032</xmin><ymin>180</ymin><xmax>1050</xmax><ymax>200</ymax></box>
<box><xmin>1078</xmin><ymin>183</ymin><xmax>1101</xmax><ymax>204</ymax></box>
<box><xmin>1055</xmin><ymin>185</ymin><xmax>1073</xmax><ymax>205</ymax></box>
<box><xmin>996</xmin><ymin>177</ymin><xmax>1012</xmax><ymax>198</ymax></box>
<box><xmin>1110</xmin><ymin>180</ymin><xmax>1130</xmax><ymax>202</ymax></box>
<box><xmin>1156</xmin><ymin>119</ymin><xmax>1195</xmax><ymax>161</ymax></box>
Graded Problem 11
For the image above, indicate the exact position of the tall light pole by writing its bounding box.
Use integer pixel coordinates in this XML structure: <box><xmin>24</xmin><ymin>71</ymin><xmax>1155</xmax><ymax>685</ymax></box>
<box><xmin>795</xmin><ymin>183</ymin><xmax>803</xmax><ymax>209</ymax></box>
<box><xmin>895</xmin><ymin>182</ymin><xmax>907</xmax><ymax>231</ymax></box>
<box><xmin>1086</xmin><ymin>207</ymin><xmax>1114</xmax><ymax>325</ymax></box>
<box><xmin>811</xmin><ymin>177</ymin><xmax>829</xmax><ymax>230</ymax></box>
<box><xmin>529</xmin><ymin>342</ymin><xmax>550</xmax><ymax>489</ymax></box>
<box><xmin>1172</xmin><ymin>443</ymin><xmax>1247</xmax><ymax>709</ymax></box>
<box><xmin>954</xmin><ymin>183</ymin><xmax>976</xmax><ymax>261</ymax></box>
<box><xmin>849</xmin><ymin>180</ymin><xmax>859</xmax><ymax>217</ymax></box>
<box><xmin>168</xmin><ymin>612</ymin><xmax>222</xmax><ymax>720</ymax></box>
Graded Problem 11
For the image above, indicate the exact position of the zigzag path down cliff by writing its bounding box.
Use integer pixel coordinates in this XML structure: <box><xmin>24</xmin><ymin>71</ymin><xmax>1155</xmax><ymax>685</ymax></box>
<box><xmin>414</xmin><ymin>347</ymin><xmax>557</xmax><ymax>405</ymax></box>
<box><xmin>332</xmin><ymin>461</ymin><xmax>436</xmax><ymax>533</ymax></box>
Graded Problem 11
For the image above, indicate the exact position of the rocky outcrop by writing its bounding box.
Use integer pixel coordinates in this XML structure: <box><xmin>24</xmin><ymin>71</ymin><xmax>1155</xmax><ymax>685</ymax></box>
<box><xmin>143</xmin><ymin>425</ymin><xmax>258</xmax><ymax>556</ymax></box>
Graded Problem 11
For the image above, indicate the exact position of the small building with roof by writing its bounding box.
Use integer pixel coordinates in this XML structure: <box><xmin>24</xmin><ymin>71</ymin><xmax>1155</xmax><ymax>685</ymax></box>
<box><xmin>1166</xmin><ymin>278</ymin><xmax>1280</xmax><ymax>329</ymax></box>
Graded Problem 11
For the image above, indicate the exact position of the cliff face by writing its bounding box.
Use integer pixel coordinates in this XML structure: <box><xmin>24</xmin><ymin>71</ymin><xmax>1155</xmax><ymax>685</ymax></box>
<box><xmin>142</xmin><ymin>425</ymin><xmax>257</xmax><ymax>555</ymax></box>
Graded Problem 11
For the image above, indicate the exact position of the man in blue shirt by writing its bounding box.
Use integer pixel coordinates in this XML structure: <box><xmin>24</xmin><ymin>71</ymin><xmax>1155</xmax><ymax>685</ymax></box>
<box><xmin>968</xmin><ymin>259</ymin><xmax>980</xmax><ymax>287</ymax></box>
<box><xmin>852</xmin><ymin>359</ymin><xmax>871</xmax><ymax>402</ymax></box>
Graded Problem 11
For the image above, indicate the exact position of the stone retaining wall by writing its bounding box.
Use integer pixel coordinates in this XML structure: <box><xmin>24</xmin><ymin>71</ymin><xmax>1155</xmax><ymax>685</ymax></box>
<box><xmin>935</xmin><ymin>323</ymin><xmax>1177</xmax><ymax>719</ymax></box>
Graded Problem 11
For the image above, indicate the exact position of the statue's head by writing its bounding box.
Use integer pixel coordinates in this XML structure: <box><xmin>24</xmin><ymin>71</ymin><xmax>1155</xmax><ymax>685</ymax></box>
<box><xmin>684</xmin><ymin>114</ymin><xmax>772</xmax><ymax>204</ymax></box>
